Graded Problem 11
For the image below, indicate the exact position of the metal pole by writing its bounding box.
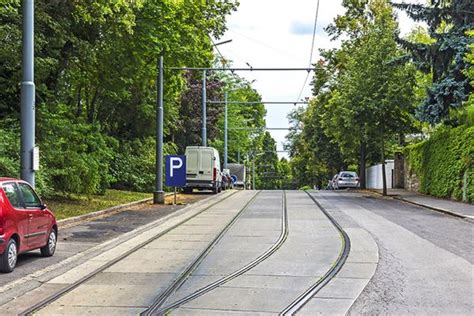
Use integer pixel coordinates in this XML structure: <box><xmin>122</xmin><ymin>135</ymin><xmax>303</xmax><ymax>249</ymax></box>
<box><xmin>202</xmin><ymin>70</ymin><xmax>207</xmax><ymax>146</ymax></box>
<box><xmin>21</xmin><ymin>0</ymin><xmax>35</xmax><ymax>187</ymax></box>
<box><xmin>252</xmin><ymin>158</ymin><xmax>255</xmax><ymax>190</ymax></box>
<box><xmin>224</xmin><ymin>91</ymin><xmax>228</xmax><ymax>169</ymax></box>
<box><xmin>154</xmin><ymin>55</ymin><xmax>165</xmax><ymax>204</ymax></box>
<box><xmin>237</xmin><ymin>149</ymin><xmax>240</xmax><ymax>164</ymax></box>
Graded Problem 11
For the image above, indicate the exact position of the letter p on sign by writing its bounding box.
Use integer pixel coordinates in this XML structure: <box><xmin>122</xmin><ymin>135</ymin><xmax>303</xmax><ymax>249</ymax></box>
<box><xmin>165</xmin><ymin>155</ymin><xmax>186</xmax><ymax>187</ymax></box>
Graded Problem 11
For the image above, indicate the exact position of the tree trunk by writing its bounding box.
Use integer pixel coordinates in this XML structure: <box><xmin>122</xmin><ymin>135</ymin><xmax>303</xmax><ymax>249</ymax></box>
<box><xmin>381</xmin><ymin>138</ymin><xmax>387</xmax><ymax>196</ymax></box>
<box><xmin>359</xmin><ymin>142</ymin><xmax>367</xmax><ymax>189</ymax></box>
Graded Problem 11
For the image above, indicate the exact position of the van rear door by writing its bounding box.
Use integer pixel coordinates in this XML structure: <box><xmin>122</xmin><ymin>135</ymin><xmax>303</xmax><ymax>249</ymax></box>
<box><xmin>200</xmin><ymin>149</ymin><xmax>213</xmax><ymax>181</ymax></box>
<box><xmin>186</xmin><ymin>148</ymin><xmax>199</xmax><ymax>179</ymax></box>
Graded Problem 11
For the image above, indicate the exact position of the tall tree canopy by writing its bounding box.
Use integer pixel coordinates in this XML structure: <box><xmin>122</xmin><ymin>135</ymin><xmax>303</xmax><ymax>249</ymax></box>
<box><xmin>393</xmin><ymin>0</ymin><xmax>474</xmax><ymax>124</ymax></box>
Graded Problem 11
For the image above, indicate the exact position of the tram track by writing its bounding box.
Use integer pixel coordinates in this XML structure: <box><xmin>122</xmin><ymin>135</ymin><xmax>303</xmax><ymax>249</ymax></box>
<box><xmin>21</xmin><ymin>190</ymin><xmax>349</xmax><ymax>315</ymax></box>
<box><xmin>19</xmin><ymin>190</ymin><xmax>246</xmax><ymax>316</ymax></box>
<box><xmin>279</xmin><ymin>191</ymin><xmax>351</xmax><ymax>315</ymax></box>
<box><xmin>147</xmin><ymin>190</ymin><xmax>289</xmax><ymax>315</ymax></box>
<box><xmin>140</xmin><ymin>190</ymin><xmax>263</xmax><ymax>315</ymax></box>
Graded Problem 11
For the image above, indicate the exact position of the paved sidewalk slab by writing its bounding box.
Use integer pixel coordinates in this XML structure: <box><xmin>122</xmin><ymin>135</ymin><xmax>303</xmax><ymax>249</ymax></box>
<box><xmin>371</xmin><ymin>189</ymin><xmax>474</xmax><ymax>220</ymax></box>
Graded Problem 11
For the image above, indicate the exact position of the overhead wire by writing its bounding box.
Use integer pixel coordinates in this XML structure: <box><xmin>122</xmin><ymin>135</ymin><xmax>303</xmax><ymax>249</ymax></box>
<box><xmin>295</xmin><ymin>0</ymin><xmax>320</xmax><ymax>103</ymax></box>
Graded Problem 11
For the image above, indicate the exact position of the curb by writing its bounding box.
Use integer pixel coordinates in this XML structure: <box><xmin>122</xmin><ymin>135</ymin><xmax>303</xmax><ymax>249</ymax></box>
<box><xmin>364</xmin><ymin>189</ymin><xmax>469</xmax><ymax>220</ymax></box>
<box><xmin>57</xmin><ymin>193</ymin><xmax>173</xmax><ymax>228</ymax></box>
<box><xmin>0</xmin><ymin>191</ymin><xmax>236</xmax><ymax>301</ymax></box>
<box><xmin>392</xmin><ymin>196</ymin><xmax>471</xmax><ymax>221</ymax></box>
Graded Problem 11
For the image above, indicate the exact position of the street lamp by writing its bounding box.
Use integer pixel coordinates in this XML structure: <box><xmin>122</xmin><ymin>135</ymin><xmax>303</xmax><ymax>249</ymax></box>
<box><xmin>202</xmin><ymin>39</ymin><xmax>232</xmax><ymax>147</ymax></box>
<box><xmin>21</xmin><ymin>0</ymin><xmax>36</xmax><ymax>187</ymax></box>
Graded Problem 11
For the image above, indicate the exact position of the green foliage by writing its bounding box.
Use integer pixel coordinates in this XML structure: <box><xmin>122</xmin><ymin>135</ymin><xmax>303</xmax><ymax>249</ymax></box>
<box><xmin>0</xmin><ymin>0</ymin><xmax>241</xmax><ymax>197</ymax></box>
<box><xmin>111</xmin><ymin>138</ymin><xmax>177</xmax><ymax>192</ymax></box>
<box><xmin>0</xmin><ymin>123</ymin><xmax>19</xmax><ymax>178</ymax></box>
<box><xmin>287</xmin><ymin>0</ymin><xmax>418</xmax><ymax>190</ymax></box>
<box><xmin>37</xmin><ymin>107</ymin><xmax>117</xmax><ymax>196</ymax></box>
<box><xmin>393</xmin><ymin>0</ymin><xmax>474</xmax><ymax>124</ymax></box>
<box><xmin>405</xmin><ymin>125</ymin><xmax>474</xmax><ymax>202</ymax></box>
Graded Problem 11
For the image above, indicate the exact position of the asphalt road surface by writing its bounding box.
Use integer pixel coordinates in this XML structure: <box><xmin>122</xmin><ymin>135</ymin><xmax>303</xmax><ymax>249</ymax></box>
<box><xmin>312</xmin><ymin>190</ymin><xmax>473</xmax><ymax>315</ymax></box>
<box><xmin>1</xmin><ymin>190</ymin><xmax>472</xmax><ymax>315</ymax></box>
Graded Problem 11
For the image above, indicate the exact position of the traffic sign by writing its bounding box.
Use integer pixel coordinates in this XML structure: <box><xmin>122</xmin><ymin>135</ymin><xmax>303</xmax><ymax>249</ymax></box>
<box><xmin>231</xmin><ymin>175</ymin><xmax>238</xmax><ymax>184</ymax></box>
<box><xmin>165</xmin><ymin>155</ymin><xmax>186</xmax><ymax>187</ymax></box>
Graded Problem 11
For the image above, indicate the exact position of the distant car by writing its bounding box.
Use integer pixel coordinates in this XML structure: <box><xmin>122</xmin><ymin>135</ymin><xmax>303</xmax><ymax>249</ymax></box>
<box><xmin>0</xmin><ymin>178</ymin><xmax>58</xmax><ymax>273</ymax></box>
<box><xmin>333</xmin><ymin>171</ymin><xmax>360</xmax><ymax>189</ymax></box>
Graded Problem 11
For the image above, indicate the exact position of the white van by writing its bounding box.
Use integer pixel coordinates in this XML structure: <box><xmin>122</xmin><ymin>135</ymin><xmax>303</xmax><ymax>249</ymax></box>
<box><xmin>184</xmin><ymin>146</ymin><xmax>222</xmax><ymax>194</ymax></box>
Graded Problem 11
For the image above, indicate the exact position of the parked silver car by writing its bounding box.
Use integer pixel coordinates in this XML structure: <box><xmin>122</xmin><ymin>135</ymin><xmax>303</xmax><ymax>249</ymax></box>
<box><xmin>333</xmin><ymin>171</ymin><xmax>360</xmax><ymax>189</ymax></box>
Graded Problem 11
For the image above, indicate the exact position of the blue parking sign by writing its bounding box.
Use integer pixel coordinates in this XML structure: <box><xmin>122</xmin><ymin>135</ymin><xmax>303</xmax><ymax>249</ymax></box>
<box><xmin>165</xmin><ymin>155</ymin><xmax>186</xmax><ymax>187</ymax></box>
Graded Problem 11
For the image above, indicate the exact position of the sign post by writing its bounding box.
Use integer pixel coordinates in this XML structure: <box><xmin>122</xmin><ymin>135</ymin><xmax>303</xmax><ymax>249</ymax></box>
<box><xmin>165</xmin><ymin>155</ymin><xmax>186</xmax><ymax>205</ymax></box>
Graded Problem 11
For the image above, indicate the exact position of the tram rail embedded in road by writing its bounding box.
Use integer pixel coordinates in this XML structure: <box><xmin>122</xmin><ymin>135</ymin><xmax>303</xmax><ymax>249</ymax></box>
<box><xmin>152</xmin><ymin>190</ymin><xmax>289</xmax><ymax>315</ymax></box>
<box><xmin>279</xmin><ymin>191</ymin><xmax>351</xmax><ymax>315</ymax></box>
<box><xmin>19</xmin><ymin>190</ymin><xmax>242</xmax><ymax>316</ymax></box>
<box><xmin>141</xmin><ymin>190</ymin><xmax>263</xmax><ymax>315</ymax></box>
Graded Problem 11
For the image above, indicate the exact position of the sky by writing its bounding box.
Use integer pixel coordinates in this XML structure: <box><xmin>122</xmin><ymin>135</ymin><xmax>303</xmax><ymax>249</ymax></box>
<box><xmin>214</xmin><ymin>0</ymin><xmax>424</xmax><ymax>159</ymax></box>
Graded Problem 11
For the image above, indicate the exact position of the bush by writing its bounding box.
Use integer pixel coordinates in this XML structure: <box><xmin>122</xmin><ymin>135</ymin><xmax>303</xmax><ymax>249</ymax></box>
<box><xmin>110</xmin><ymin>137</ymin><xmax>177</xmax><ymax>192</ymax></box>
<box><xmin>38</xmin><ymin>109</ymin><xmax>117</xmax><ymax>196</ymax></box>
<box><xmin>405</xmin><ymin>125</ymin><xmax>474</xmax><ymax>202</ymax></box>
<box><xmin>0</xmin><ymin>124</ymin><xmax>19</xmax><ymax>178</ymax></box>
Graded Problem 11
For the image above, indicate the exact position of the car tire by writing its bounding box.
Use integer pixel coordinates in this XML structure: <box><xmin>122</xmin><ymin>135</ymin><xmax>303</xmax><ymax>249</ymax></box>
<box><xmin>183</xmin><ymin>187</ymin><xmax>193</xmax><ymax>194</ymax></box>
<box><xmin>0</xmin><ymin>238</ymin><xmax>18</xmax><ymax>273</ymax></box>
<box><xmin>40</xmin><ymin>230</ymin><xmax>57</xmax><ymax>257</ymax></box>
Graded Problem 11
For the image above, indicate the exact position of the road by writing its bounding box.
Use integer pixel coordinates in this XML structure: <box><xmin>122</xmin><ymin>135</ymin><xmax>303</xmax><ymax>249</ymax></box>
<box><xmin>0</xmin><ymin>190</ymin><xmax>472</xmax><ymax>315</ymax></box>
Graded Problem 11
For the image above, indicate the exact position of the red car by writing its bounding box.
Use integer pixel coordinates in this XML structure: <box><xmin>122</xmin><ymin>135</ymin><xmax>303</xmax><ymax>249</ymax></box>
<box><xmin>0</xmin><ymin>178</ymin><xmax>57</xmax><ymax>273</ymax></box>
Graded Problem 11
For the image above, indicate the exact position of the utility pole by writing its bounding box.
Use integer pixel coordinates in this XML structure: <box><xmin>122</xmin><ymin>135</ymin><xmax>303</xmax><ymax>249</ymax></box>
<box><xmin>224</xmin><ymin>91</ymin><xmax>228</xmax><ymax>169</ymax></box>
<box><xmin>252</xmin><ymin>158</ymin><xmax>256</xmax><ymax>190</ymax></box>
<box><xmin>21</xmin><ymin>0</ymin><xmax>35</xmax><ymax>187</ymax></box>
<box><xmin>201</xmin><ymin>70</ymin><xmax>207</xmax><ymax>146</ymax></box>
<box><xmin>154</xmin><ymin>55</ymin><xmax>165</xmax><ymax>204</ymax></box>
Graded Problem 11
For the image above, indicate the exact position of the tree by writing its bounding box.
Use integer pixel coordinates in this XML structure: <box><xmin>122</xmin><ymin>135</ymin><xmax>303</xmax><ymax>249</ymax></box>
<box><xmin>325</xmin><ymin>0</ymin><xmax>417</xmax><ymax>195</ymax></box>
<box><xmin>393</xmin><ymin>0</ymin><xmax>474</xmax><ymax>124</ymax></box>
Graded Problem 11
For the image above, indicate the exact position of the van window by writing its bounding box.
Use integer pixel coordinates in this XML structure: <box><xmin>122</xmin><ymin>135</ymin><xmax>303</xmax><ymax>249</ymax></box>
<box><xmin>2</xmin><ymin>183</ymin><xmax>22</xmax><ymax>208</ymax></box>
<box><xmin>18</xmin><ymin>183</ymin><xmax>41</xmax><ymax>208</ymax></box>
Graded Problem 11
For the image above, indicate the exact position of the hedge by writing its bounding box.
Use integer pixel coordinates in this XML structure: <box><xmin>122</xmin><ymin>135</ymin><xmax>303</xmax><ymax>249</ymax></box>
<box><xmin>405</xmin><ymin>125</ymin><xmax>474</xmax><ymax>202</ymax></box>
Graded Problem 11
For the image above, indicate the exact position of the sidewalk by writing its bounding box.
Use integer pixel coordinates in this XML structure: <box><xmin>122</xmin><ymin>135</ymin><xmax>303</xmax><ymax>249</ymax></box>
<box><xmin>369</xmin><ymin>189</ymin><xmax>474</xmax><ymax>220</ymax></box>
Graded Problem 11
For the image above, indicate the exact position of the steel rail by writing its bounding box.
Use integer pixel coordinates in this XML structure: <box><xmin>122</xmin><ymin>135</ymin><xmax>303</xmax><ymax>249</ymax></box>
<box><xmin>155</xmin><ymin>190</ymin><xmax>289</xmax><ymax>315</ymax></box>
<box><xmin>20</xmin><ymin>190</ymin><xmax>242</xmax><ymax>316</ymax></box>
<box><xmin>279</xmin><ymin>191</ymin><xmax>351</xmax><ymax>315</ymax></box>
<box><xmin>141</xmin><ymin>190</ymin><xmax>262</xmax><ymax>316</ymax></box>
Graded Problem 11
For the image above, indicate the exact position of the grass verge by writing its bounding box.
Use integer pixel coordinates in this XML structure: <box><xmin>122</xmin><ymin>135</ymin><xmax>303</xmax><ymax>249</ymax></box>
<box><xmin>44</xmin><ymin>189</ymin><xmax>152</xmax><ymax>220</ymax></box>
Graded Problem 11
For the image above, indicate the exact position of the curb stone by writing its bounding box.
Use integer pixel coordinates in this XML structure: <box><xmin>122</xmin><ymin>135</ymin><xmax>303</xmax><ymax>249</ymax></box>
<box><xmin>364</xmin><ymin>189</ymin><xmax>472</xmax><ymax>221</ymax></box>
<box><xmin>57</xmin><ymin>193</ymin><xmax>174</xmax><ymax>228</ymax></box>
<box><xmin>0</xmin><ymin>191</ymin><xmax>234</xmax><ymax>305</ymax></box>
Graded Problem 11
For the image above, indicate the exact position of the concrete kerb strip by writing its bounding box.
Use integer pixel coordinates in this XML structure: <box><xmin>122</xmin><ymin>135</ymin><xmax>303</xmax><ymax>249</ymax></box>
<box><xmin>363</xmin><ymin>189</ymin><xmax>472</xmax><ymax>221</ymax></box>
<box><xmin>297</xmin><ymin>228</ymin><xmax>379</xmax><ymax>315</ymax></box>
<box><xmin>0</xmin><ymin>191</ymin><xmax>236</xmax><ymax>302</ymax></box>
<box><xmin>58</xmin><ymin>193</ymin><xmax>174</xmax><ymax>228</ymax></box>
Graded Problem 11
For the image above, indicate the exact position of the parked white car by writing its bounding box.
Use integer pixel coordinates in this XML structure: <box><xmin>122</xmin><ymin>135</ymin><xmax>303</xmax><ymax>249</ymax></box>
<box><xmin>333</xmin><ymin>171</ymin><xmax>360</xmax><ymax>189</ymax></box>
<box><xmin>184</xmin><ymin>146</ymin><xmax>222</xmax><ymax>194</ymax></box>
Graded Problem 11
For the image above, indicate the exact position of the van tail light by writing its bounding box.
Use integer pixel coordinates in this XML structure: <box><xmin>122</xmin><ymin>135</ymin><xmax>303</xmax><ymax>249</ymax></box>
<box><xmin>213</xmin><ymin>168</ymin><xmax>217</xmax><ymax>181</ymax></box>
